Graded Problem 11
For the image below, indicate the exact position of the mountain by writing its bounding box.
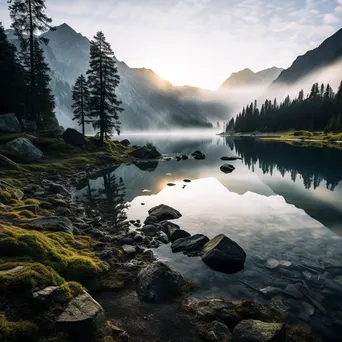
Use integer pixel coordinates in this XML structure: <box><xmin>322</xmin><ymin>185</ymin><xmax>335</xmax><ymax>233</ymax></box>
<box><xmin>219</xmin><ymin>67</ymin><xmax>283</xmax><ymax>89</ymax></box>
<box><xmin>274</xmin><ymin>28</ymin><xmax>342</xmax><ymax>85</ymax></box>
<box><xmin>6</xmin><ymin>24</ymin><xmax>228</xmax><ymax>131</ymax></box>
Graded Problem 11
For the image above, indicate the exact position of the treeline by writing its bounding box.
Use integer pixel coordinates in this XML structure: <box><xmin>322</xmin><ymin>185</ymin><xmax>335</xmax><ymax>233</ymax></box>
<box><xmin>1</xmin><ymin>0</ymin><xmax>123</xmax><ymax>142</ymax></box>
<box><xmin>226</xmin><ymin>82</ymin><xmax>342</xmax><ymax>133</ymax></box>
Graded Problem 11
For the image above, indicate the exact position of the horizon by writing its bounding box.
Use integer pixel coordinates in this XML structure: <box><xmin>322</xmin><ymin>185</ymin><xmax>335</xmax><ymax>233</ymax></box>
<box><xmin>1</xmin><ymin>0</ymin><xmax>342</xmax><ymax>90</ymax></box>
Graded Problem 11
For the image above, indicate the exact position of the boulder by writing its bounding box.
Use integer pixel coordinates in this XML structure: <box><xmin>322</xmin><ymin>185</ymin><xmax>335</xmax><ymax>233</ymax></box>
<box><xmin>209</xmin><ymin>321</ymin><xmax>232</xmax><ymax>342</ymax></box>
<box><xmin>171</xmin><ymin>234</ymin><xmax>209</xmax><ymax>255</ymax></box>
<box><xmin>157</xmin><ymin>231</ymin><xmax>169</xmax><ymax>244</ymax></box>
<box><xmin>16</xmin><ymin>204</ymin><xmax>39</xmax><ymax>214</ymax></box>
<box><xmin>160</xmin><ymin>220</ymin><xmax>180</xmax><ymax>237</ymax></box>
<box><xmin>148</xmin><ymin>204</ymin><xmax>182</xmax><ymax>222</ymax></box>
<box><xmin>201</xmin><ymin>234</ymin><xmax>246</xmax><ymax>274</ymax></box>
<box><xmin>30</xmin><ymin>216</ymin><xmax>74</xmax><ymax>234</ymax></box>
<box><xmin>192</xmin><ymin>150</ymin><xmax>206</xmax><ymax>160</ymax></box>
<box><xmin>144</xmin><ymin>215</ymin><xmax>159</xmax><ymax>225</ymax></box>
<box><xmin>181</xmin><ymin>155</ymin><xmax>189</xmax><ymax>160</ymax></box>
<box><xmin>136</xmin><ymin>261</ymin><xmax>185</xmax><ymax>302</ymax></box>
<box><xmin>56</xmin><ymin>292</ymin><xmax>106</xmax><ymax>336</ymax></box>
<box><xmin>142</xmin><ymin>224</ymin><xmax>159</xmax><ymax>236</ymax></box>
<box><xmin>62</xmin><ymin>128</ymin><xmax>85</xmax><ymax>146</ymax></box>
<box><xmin>122</xmin><ymin>245</ymin><xmax>137</xmax><ymax>255</ymax></box>
<box><xmin>1</xmin><ymin>138</ymin><xmax>43</xmax><ymax>162</ymax></box>
<box><xmin>21</xmin><ymin>119</ymin><xmax>37</xmax><ymax>132</ymax></box>
<box><xmin>170</xmin><ymin>229</ymin><xmax>191</xmax><ymax>243</ymax></box>
<box><xmin>120</xmin><ymin>139</ymin><xmax>131</xmax><ymax>146</ymax></box>
<box><xmin>49</xmin><ymin>183</ymin><xmax>71</xmax><ymax>195</ymax></box>
<box><xmin>129</xmin><ymin>147</ymin><xmax>162</xmax><ymax>159</ymax></box>
<box><xmin>0</xmin><ymin>113</ymin><xmax>21</xmax><ymax>133</ymax></box>
<box><xmin>220</xmin><ymin>164</ymin><xmax>235</xmax><ymax>174</ymax></box>
<box><xmin>56</xmin><ymin>207</ymin><xmax>71</xmax><ymax>217</ymax></box>
<box><xmin>32</xmin><ymin>286</ymin><xmax>59</xmax><ymax>302</ymax></box>
<box><xmin>233</xmin><ymin>320</ymin><xmax>286</xmax><ymax>342</ymax></box>
<box><xmin>221</xmin><ymin>156</ymin><xmax>241</xmax><ymax>161</ymax></box>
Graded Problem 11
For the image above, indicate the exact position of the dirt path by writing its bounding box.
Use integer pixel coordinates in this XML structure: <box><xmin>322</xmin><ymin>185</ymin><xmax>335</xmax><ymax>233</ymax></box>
<box><xmin>93</xmin><ymin>286</ymin><xmax>205</xmax><ymax>342</ymax></box>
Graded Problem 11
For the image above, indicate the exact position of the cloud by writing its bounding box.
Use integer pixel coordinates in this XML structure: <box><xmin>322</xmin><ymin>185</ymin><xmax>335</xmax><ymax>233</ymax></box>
<box><xmin>323</xmin><ymin>13</ymin><xmax>340</xmax><ymax>24</ymax></box>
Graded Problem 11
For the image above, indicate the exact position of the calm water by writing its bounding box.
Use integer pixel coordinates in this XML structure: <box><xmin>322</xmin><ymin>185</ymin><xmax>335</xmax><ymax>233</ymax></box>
<box><xmin>76</xmin><ymin>135</ymin><xmax>342</xmax><ymax>340</ymax></box>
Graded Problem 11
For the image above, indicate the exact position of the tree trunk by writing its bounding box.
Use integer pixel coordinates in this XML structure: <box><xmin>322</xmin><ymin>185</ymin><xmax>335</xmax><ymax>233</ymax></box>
<box><xmin>81</xmin><ymin>80</ymin><xmax>85</xmax><ymax>137</ymax></box>
<box><xmin>28</xmin><ymin>0</ymin><xmax>36</xmax><ymax>123</ymax></box>
<box><xmin>99</xmin><ymin>39</ymin><xmax>104</xmax><ymax>144</ymax></box>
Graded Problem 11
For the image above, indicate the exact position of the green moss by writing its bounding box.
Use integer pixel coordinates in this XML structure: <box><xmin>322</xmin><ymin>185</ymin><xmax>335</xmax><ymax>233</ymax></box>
<box><xmin>202</xmin><ymin>234</ymin><xmax>223</xmax><ymax>254</ymax></box>
<box><xmin>0</xmin><ymin>225</ymin><xmax>108</xmax><ymax>282</ymax></box>
<box><xmin>23</xmin><ymin>199</ymin><xmax>40</xmax><ymax>205</ymax></box>
<box><xmin>0</xmin><ymin>313</ymin><xmax>39</xmax><ymax>342</ymax></box>
<box><xmin>0</xmin><ymin>190</ymin><xmax>13</xmax><ymax>205</ymax></box>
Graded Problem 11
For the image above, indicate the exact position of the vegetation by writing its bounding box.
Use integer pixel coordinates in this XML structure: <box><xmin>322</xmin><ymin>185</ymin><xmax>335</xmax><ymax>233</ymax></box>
<box><xmin>87</xmin><ymin>31</ymin><xmax>124</xmax><ymax>143</ymax></box>
<box><xmin>228</xmin><ymin>81</ymin><xmax>342</xmax><ymax>134</ymax></box>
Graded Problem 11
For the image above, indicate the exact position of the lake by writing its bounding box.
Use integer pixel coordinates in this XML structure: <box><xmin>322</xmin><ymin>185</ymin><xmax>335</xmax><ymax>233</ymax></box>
<box><xmin>76</xmin><ymin>134</ymin><xmax>342</xmax><ymax>340</ymax></box>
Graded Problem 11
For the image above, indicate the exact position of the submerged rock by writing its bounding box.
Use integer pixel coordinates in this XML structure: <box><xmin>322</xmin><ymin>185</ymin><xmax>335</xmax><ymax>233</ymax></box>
<box><xmin>160</xmin><ymin>220</ymin><xmax>180</xmax><ymax>237</ymax></box>
<box><xmin>136</xmin><ymin>261</ymin><xmax>185</xmax><ymax>302</ymax></box>
<box><xmin>148</xmin><ymin>204</ymin><xmax>182</xmax><ymax>222</ymax></box>
<box><xmin>30</xmin><ymin>216</ymin><xmax>74</xmax><ymax>234</ymax></box>
<box><xmin>233</xmin><ymin>320</ymin><xmax>286</xmax><ymax>342</ymax></box>
<box><xmin>171</xmin><ymin>234</ymin><xmax>209</xmax><ymax>255</ymax></box>
<box><xmin>62</xmin><ymin>128</ymin><xmax>85</xmax><ymax>146</ymax></box>
<box><xmin>201</xmin><ymin>234</ymin><xmax>246</xmax><ymax>274</ymax></box>
<box><xmin>170</xmin><ymin>229</ymin><xmax>191</xmax><ymax>243</ymax></box>
<box><xmin>220</xmin><ymin>164</ymin><xmax>235</xmax><ymax>174</ymax></box>
<box><xmin>1</xmin><ymin>137</ymin><xmax>43</xmax><ymax>162</ymax></box>
<box><xmin>266</xmin><ymin>259</ymin><xmax>280</xmax><ymax>269</ymax></box>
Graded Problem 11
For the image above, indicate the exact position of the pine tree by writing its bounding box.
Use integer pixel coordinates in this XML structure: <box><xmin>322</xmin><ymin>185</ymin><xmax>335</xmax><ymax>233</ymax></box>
<box><xmin>72</xmin><ymin>74</ymin><xmax>90</xmax><ymax>137</ymax></box>
<box><xmin>87</xmin><ymin>31</ymin><xmax>123</xmax><ymax>143</ymax></box>
<box><xmin>8</xmin><ymin>0</ymin><xmax>55</xmax><ymax>126</ymax></box>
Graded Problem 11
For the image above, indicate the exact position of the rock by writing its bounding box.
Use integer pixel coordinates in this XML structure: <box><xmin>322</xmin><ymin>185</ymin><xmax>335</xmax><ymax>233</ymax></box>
<box><xmin>0</xmin><ymin>266</ymin><xmax>24</xmax><ymax>275</ymax></box>
<box><xmin>201</xmin><ymin>234</ymin><xmax>246</xmax><ymax>274</ymax></box>
<box><xmin>32</xmin><ymin>286</ymin><xmax>59</xmax><ymax>301</ymax></box>
<box><xmin>142</xmin><ymin>224</ymin><xmax>159</xmax><ymax>237</ymax></box>
<box><xmin>284</xmin><ymin>284</ymin><xmax>304</xmax><ymax>299</ymax></box>
<box><xmin>56</xmin><ymin>207</ymin><xmax>71</xmax><ymax>217</ymax></box>
<box><xmin>183</xmin><ymin>179</ymin><xmax>191</xmax><ymax>183</ymax></box>
<box><xmin>181</xmin><ymin>155</ymin><xmax>189</xmax><ymax>160</ymax></box>
<box><xmin>136</xmin><ymin>261</ymin><xmax>185</xmax><ymax>302</ymax></box>
<box><xmin>62</xmin><ymin>128</ymin><xmax>85</xmax><ymax>146</ymax></box>
<box><xmin>148</xmin><ymin>204</ymin><xmax>182</xmax><ymax>222</ymax></box>
<box><xmin>157</xmin><ymin>231</ymin><xmax>169</xmax><ymax>244</ymax></box>
<box><xmin>221</xmin><ymin>156</ymin><xmax>241</xmax><ymax>161</ymax></box>
<box><xmin>144</xmin><ymin>215</ymin><xmax>159</xmax><ymax>224</ymax></box>
<box><xmin>21</xmin><ymin>119</ymin><xmax>37</xmax><ymax>132</ymax></box>
<box><xmin>120</xmin><ymin>139</ymin><xmax>131</xmax><ymax>146</ymax></box>
<box><xmin>259</xmin><ymin>286</ymin><xmax>282</xmax><ymax>297</ymax></box>
<box><xmin>266</xmin><ymin>259</ymin><xmax>280</xmax><ymax>269</ymax></box>
<box><xmin>192</xmin><ymin>150</ymin><xmax>206</xmax><ymax>160</ymax></box>
<box><xmin>122</xmin><ymin>245</ymin><xmax>137</xmax><ymax>255</ymax></box>
<box><xmin>30</xmin><ymin>216</ymin><xmax>74</xmax><ymax>234</ymax></box>
<box><xmin>171</xmin><ymin>234</ymin><xmax>209</xmax><ymax>255</ymax></box>
<box><xmin>0</xmin><ymin>113</ymin><xmax>21</xmax><ymax>133</ymax></box>
<box><xmin>15</xmin><ymin>188</ymin><xmax>24</xmax><ymax>200</ymax></box>
<box><xmin>56</xmin><ymin>292</ymin><xmax>106</xmax><ymax>335</ymax></box>
<box><xmin>220</xmin><ymin>164</ymin><xmax>235</xmax><ymax>174</ymax></box>
<box><xmin>160</xmin><ymin>220</ymin><xmax>181</xmax><ymax>237</ymax></box>
<box><xmin>133</xmin><ymin>234</ymin><xmax>144</xmax><ymax>243</ymax></box>
<box><xmin>129</xmin><ymin>147</ymin><xmax>162</xmax><ymax>159</ymax></box>
<box><xmin>142</xmin><ymin>249</ymin><xmax>154</xmax><ymax>260</ymax></box>
<box><xmin>167</xmin><ymin>183</ymin><xmax>176</xmax><ymax>186</ymax></box>
<box><xmin>233</xmin><ymin>320</ymin><xmax>286</xmax><ymax>342</ymax></box>
<box><xmin>170</xmin><ymin>229</ymin><xmax>191</xmax><ymax>243</ymax></box>
<box><xmin>49</xmin><ymin>183</ymin><xmax>71</xmax><ymax>195</ymax></box>
<box><xmin>135</xmin><ymin>161</ymin><xmax>158</xmax><ymax>171</ymax></box>
<box><xmin>208</xmin><ymin>331</ymin><xmax>219</xmax><ymax>341</ymax></box>
<box><xmin>119</xmin><ymin>237</ymin><xmax>135</xmax><ymax>245</ymax></box>
<box><xmin>211</xmin><ymin>321</ymin><xmax>232</xmax><ymax>342</ymax></box>
<box><xmin>16</xmin><ymin>204</ymin><xmax>39</xmax><ymax>214</ymax></box>
<box><xmin>1</xmin><ymin>138</ymin><xmax>43</xmax><ymax>162</ymax></box>
<box><xmin>176</xmin><ymin>156</ymin><xmax>181</xmax><ymax>161</ymax></box>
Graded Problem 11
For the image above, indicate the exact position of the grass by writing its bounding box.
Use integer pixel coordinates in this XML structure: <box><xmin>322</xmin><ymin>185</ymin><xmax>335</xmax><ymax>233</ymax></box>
<box><xmin>258</xmin><ymin>130</ymin><xmax>342</xmax><ymax>142</ymax></box>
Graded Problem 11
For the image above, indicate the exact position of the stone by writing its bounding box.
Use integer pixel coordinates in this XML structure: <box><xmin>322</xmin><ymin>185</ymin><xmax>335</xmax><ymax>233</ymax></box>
<box><xmin>32</xmin><ymin>286</ymin><xmax>59</xmax><ymax>301</ymax></box>
<box><xmin>266</xmin><ymin>259</ymin><xmax>280</xmax><ymax>269</ymax></box>
<box><xmin>21</xmin><ymin>119</ymin><xmax>37</xmax><ymax>132</ymax></box>
<box><xmin>133</xmin><ymin>234</ymin><xmax>144</xmax><ymax>243</ymax></box>
<box><xmin>167</xmin><ymin>183</ymin><xmax>176</xmax><ymax>186</ymax></box>
<box><xmin>16</xmin><ymin>204</ymin><xmax>39</xmax><ymax>214</ymax></box>
<box><xmin>233</xmin><ymin>320</ymin><xmax>286</xmax><ymax>342</ymax></box>
<box><xmin>144</xmin><ymin>215</ymin><xmax>159</xmax><ymax>224</ymax></box>
<box><xmin>15</xmin><ymin>189</ymin><xmax>24</xmax><ymax>200</ymax></box>
<box><xmin>171</xmin><ymin>234</ymin><xmax>209</xmax><ymax>255</ymax></box>
<box><xmin>142</xmin><ymin>224</ymin><xmax>159</xmax><ymax>236</ymax></box>
<box><xmin>119</xmin><ymin>237</ymin><xmax>135</xmax><ymax>245</ymax></box>
<box><xmin>129</xmin><ymin>147</ymin><xmax>162</xmax><ymax>159</ymax></box>
<box><xmin>0</xmin><ymin>266</ymin><xmax>24</xmax><ymax>275</ymax></box>
<box><xmin>157</xmin><ymin>231</ymin><xmax>169</xmax><ymax>244</ymax></box>
<box><xmin>170</xmin><ymin>229</ymin><xmax>191</xmax><ymax>243</ymax></box>
<box><xmin>220</xmin><ymin>164</ymin><xmax>235</xmax><ymax>174</ymax></box>
<box><xmin>148</xmin><ymin>204</ymin><xmax>182</xmax><ymax>222</ymax></box>
<box><xmin>30</xmin><ymin>216</ymin><xmax>74</xmax><ymax>234</ymax></box>
<box><xmin>221</xmin><ymin>156</ymin><xmax>241</xmax><ymax>161</ymax></box>
<box><xmin>191</xmin><ymin>150</ymin><xmax>205</xmax><ymax>159</ymax></box>
<box><xmin>56</xmin><ymin>292</ymin><xmax>106</xmax><ymax>335</ymax></box>
<box><xmin>201</xmin><ymin>234</ymin><xmax>246</xmax><ymax>274</ymax></box>
<box><xmin>120</xmin><ymin>139</ymin><xmax>131</xmax><ymax>146</ymax></box>
<box><xmin>56</xmin><ymin>207</ymin><xmax>71</xmax><ymax>217</ymax></box>
<box><xmin>0</xmin><ymin>113</ymin><xmax>21</xmax><ymax>133</ymax></box>
<box><xmin>183</xmin><ymin>179</ymin><xmax>191</xmax><ymax>183</ymax></box>
<box><xmin>122</xmin><ymin>245</ymin><xmax>137</xmax><ymax>255</ymax></box>
<box><xmin>259</xmin><ymin>286</ymin><xmax>282</xmax><ymax>297</ymax></box>
<box><xmin>1</xmin><ymin>138</ymin><xmax>43</xmax><ymax>162</ymax></box>
<box><xmin>211</xmin><ymin>321</ymin><xmax>232</xmax><ymax>342</ymax></box>
<box><xmin>284</xmin><ymin>284</ymin><xmax>304</xmax><ymax>299</ymax></box>
<box><xmin>160</xmin><ymin>220</ymin><xmax>181</xmax><ymax>237</ymax></box>
<box><xmin>136</xmin><ymin>261</ymin><xmax>185</xmax><ymax>302</ymax></box>
<box><xmin>62</xmin><ymin>128</ymin><xmax>85</xmax><ymax>146</ymax></box>
<box><xmin>49</xmin><ymin>183</ymin><xmax>71</xmax><ymax>195</ymax></box>
<box><xmin>181</xmin><ymin>155</ymin><xmax>189</xmax><ymax>160</ymax></box>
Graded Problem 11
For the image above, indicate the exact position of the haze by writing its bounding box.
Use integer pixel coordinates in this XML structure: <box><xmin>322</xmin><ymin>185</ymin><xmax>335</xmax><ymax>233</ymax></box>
<box><xmin>1</xmin><ymin>0</ymin><xmax>342</xmax><ymax>89</ymax></box>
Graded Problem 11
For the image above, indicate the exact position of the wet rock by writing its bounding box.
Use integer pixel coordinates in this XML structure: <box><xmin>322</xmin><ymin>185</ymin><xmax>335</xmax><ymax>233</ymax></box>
<box><xmin>283</xmin><ymin>284</ymin><xmax>303</xmax><ymax>299</ymax></box>
<box><xmin>259</xmin><ymin>286</ymin><xmax>282</xmax><ymax>297</ymax></box>
<box><xmin>30</xmin><ymin>216</ymin><xmax>74</xmax><ymax>234</ymax></box>
<box><xmin>160</xmin><ymin>220</ymin><xmax>180</xmax><ymax>237</ymax></box>
<box><xmin>144</xmin><ymin>215</ymin><xmax>158</xmax><ymax>224</ymax></box>
<box><xmin>142</xmin><ymin>224</ymin><xmax>159</xmax><ymax>237</ymax></box>
<box><xmin>157</xmin><ymin>231</ymin><xmax>170</xmax><ymax>244</ymax></box>
<box><xmin>1</xmin><ymin>137</ymin><xmax>43</xmax><ymax>162</ymax></box>
<box><xmin>129</xmin><ymin>147</ymin><xmax>162</xmax><ymax>159</ymax></box>
<box><xmin>148</xmin><ymin>204</ymin><xmax>182</xmax><ymax>222</ymax></box>
<box><xmin>170</xmin><ymin>229</ymin><xmax>191</xmax><ymax>243</ymax></box>
<box><xmin>133</xmin><ymin>234</ymin><xmax>144</xmax><ymax>243</ymax></box>
<box><xmin>56</xmin><ymin>207</ymin><xmax>71</xmax><ymax>217</ymax></box>
<box><xmin>122</xmin><ymin>245</ymin><xmax>137</xmax><ymax>255</ymax></box>
<box><xmin>182</xmin><ymin>155</ymin><xmax>189</xmax><ymax>160</ymax></box>
<box><xmin>0</xmin><ymin>113</ymin><xmax>21</xmax><ymax>133</ymax></box>
<box><xmin>171</xmin><ymin>234</ymin><xmax>209</xmax><ymax>255</ymax></box>
<box><xmin>62</xmin><ymin>128</ymin><xmax>85</xmax><ymax>146</ymax></box>
<box><xmin>142</xmin><ymin>249</ymin><xmax>154</xmax><ymax>260</ymax></box>
<box><xmin>210</xmin><ymin>321</ymin><xmax>232</xmax><ymax>342</ymax></box>
<box><xmin>143</xmin><ymin>236</ymin><xmax>151</xmax><ymax>245</ymax></box>
<box><xmin>221</xmin><ymin>156</ymin><xmax>241</xmax><ymax>161</ymax></box>
<box><xmin>136</xmin><ymin>261</ymin><xmax>185</xmax><ymax>302</ymax></box>
<box><xmin>201</xmin><ymin>234</ymin><xmax>246</xmax><ymax>274</ymax></box>
<box><xmin>120</xmin><ymin>139</ymin><xmax>131</xmax><ymax>146</ymax></box>
<box><xmin>266</xmin><ymin>259</ymin><xmax>280</xmax><ymax>269</ymax></box>
<box><xmin>56</xmin><ymin>292</ymin><xmax>106</xmax><ymax>335</ymax></box>
<box><xmin>233</xmin><ymin>320</ymin><xmax>286</xmax><ymax>342</ymax></box>
<box><xmin>220</xmin><ymin>164</ymin><xmax>235</xmax><ymax>174</ymax></box>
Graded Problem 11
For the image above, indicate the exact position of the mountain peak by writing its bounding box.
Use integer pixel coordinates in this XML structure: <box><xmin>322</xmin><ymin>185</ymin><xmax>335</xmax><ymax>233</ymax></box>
<box><xmin>55</xmin><ymin>23</ymin><xmax>76</xmax><ymax>33</ymax></box>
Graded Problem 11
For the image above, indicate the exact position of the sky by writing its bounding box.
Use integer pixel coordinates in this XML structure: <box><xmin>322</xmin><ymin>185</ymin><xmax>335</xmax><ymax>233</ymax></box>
<box><xmin>1</xmin><ymin>0</ymin><xmax>342</xmax><ymax>90</ymax></box>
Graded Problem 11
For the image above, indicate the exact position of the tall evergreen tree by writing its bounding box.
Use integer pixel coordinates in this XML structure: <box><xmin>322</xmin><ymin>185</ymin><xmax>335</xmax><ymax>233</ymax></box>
<box><xmin>8</xmin><ymin>0</ymin><xmax>55</xmax><ymax>126</ymax></box>
<box><xmin>87</xmin><ymin>31</ymin><xmax>123</xmax><ymax>143</ymax></box>
<box><xmin>72</xmin><ymin>74</ymin><xmax>90</xmax><ymax>137</ymax></box>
